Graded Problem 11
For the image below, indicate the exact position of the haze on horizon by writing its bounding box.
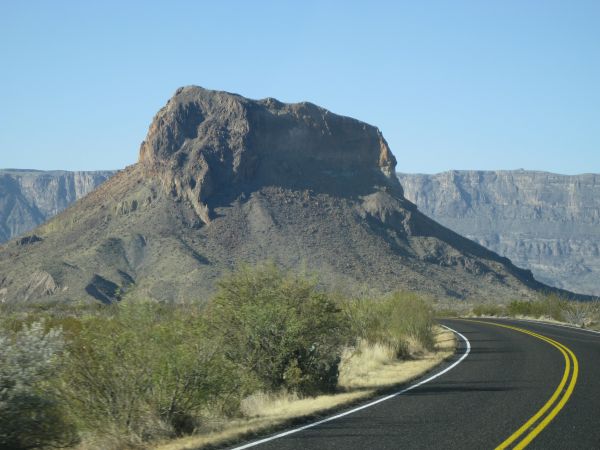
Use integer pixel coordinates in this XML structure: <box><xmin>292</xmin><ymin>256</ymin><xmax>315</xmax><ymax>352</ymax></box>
<box><xmin>1</xmin><ymin>1</ymin><xmax>598</xmax><ymax>175</ymax></box>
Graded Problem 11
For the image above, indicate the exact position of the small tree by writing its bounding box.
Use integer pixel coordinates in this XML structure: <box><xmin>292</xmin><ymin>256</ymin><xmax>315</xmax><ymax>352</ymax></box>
<box><xmin>208</xmin><ymin>264</ymin><xmax>348</xmax><ymax>395</ymax></box>
<box><xmin>0</xmin><ymin>322</ymin><xmax>77</xmax><ymax>450</ymax></box>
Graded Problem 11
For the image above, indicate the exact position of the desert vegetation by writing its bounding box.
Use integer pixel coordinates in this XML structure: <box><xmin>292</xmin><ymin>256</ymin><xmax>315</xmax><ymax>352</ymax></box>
<box><xmin>0</xmin><ymin>264</ymin><xmax>439</xmax><ymax>450</ymax></box>
<box><xmin>467</xmin><ymin>294</ymin><xmax>600</xmax><ymax>329</ymax></box>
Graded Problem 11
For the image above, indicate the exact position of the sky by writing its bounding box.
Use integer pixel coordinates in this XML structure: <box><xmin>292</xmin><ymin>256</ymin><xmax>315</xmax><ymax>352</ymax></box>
<box><xmin>0</xmin><ymin>1</ymin><xmax>598</xmax><ymax>174</ymax></box>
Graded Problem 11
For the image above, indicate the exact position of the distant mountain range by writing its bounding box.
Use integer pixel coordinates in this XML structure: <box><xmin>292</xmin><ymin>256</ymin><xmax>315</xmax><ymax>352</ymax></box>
<box><xmin>0</xmin><ymin>170</ymin><xmax>115</xmax><ymax>242</ymax></box>
<box><xmin>398</xmin><ymin>170</ymin><xmax>600</xmax><ymax>296</ymax></box>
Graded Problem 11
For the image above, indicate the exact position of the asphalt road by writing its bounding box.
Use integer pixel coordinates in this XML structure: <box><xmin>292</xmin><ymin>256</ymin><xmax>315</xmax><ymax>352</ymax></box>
<box><xmin>230</xmin><ymin>318</ymin><xmax>600</xmax><ymax>449</ymax></box>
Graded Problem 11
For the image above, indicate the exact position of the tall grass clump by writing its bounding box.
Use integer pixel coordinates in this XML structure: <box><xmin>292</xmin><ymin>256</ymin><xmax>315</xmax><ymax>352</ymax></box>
<box><xmin>207</xmin><ymin>263</ymin><xmax>349</xmax><ymax>396</ymax></box>
<box><xmin>344</xmin><ymin>292</ymin><xmax>434</xmax><ymax>358</ymax></box>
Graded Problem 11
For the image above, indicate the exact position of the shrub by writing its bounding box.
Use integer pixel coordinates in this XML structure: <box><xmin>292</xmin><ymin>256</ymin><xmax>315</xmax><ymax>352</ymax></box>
<box><xmin>344</xmin><ymin>292</ymin><xmax>434</xmax><ymax>358</ymax></box>
<box><xmin>507</xmin><ymin>300</ymin><xmax>534</xmax><ymax>317</ymax></box>
<box><xmin>0</xmin><ymin>322</ymin><xmax>77</xmax><ymax>450</ymax></box>
<box><xmin>507</xmin><ymin>295</ymin><xmax>565</xmax><ymax>321</ymax></box>
<box><xmin>60</xmin><ymin>301</ymin><xmax>236</xmax><ymax>445</ymax></box>
<box><xmin>563</xmin><ymin>301</ymin><xmax>591</xmax><ymax>327</ymax></box>
<box><xmin>542</xmin><ymin>294</ymin><xmax>568</xmax><ymax>321</ymax></box>
<box><xmin>472</xmin><ymin>303</ymin><xmax>505</xmax><ymax>317</ymax></box>
<box><xmin>207</xmin><ymin>264</ymin><xmax>348</xmax><ymax>396</ymax></box>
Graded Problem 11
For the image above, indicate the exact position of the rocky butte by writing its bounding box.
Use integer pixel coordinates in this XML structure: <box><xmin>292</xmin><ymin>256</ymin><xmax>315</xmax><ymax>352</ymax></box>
<box><xmin>0</xmin><ymin>87</ymin><xmax>579</xmax><ymax>304</ymax></box>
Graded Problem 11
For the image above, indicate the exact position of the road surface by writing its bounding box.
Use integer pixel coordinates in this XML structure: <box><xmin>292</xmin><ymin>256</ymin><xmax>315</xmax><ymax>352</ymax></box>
<box><xmin>230</xmin><ymin>318</ymin><xmax>600</xmax><ymax>449</ymax></box>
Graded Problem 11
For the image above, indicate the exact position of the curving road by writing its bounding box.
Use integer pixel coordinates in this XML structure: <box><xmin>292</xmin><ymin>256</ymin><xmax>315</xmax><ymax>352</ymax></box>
<box><xmin>230</xmin><ymin>318</ymin><xmax>600</xmax><ymax>449</ymax></box>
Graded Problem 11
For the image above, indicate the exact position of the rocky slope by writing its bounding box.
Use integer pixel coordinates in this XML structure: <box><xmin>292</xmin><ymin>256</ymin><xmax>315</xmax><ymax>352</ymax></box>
<box><xmin>397</xmin><ymin>170</ymin><xmax>600</xmax><ymax>296</ymax></box>
<box><xmin>0</xmin><ymin>170</ymin><xmax>115</xmax><ymax>243</ymax></box>
<box><xmin>0</xmin><ymin>87</ymin><xmax>578</xmax><ymax>305</ymax></box>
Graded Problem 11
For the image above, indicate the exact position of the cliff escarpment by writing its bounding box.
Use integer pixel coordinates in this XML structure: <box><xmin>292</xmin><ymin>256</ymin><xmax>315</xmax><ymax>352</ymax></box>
<box><xmin>398</xmin><ymin>170</ymin><xmax>600</xmax><ymax>296</ymax></box>
<box><xmin>0</xmin><ymin>170</ymin><xmax>115</xmax><ymax>243</ymax></box>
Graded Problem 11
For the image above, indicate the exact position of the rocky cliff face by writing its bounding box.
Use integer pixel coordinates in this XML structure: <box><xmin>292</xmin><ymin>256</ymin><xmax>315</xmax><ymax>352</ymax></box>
<box><xmin>0</xmin><ymin>170</ymin><xmax>115</xmax><ymax>242</ymax></box>
<box><xmin>397</xmin><ymin>170</ymin><xmax>600</xmax><ymax>296</ymax></box>
<box><xmin>138</xmin><ymin>87</ymin><xmax>399</xmax><ymax>224</ymax></box>
<box><xmin>0</xmin><ymin>87</ymin><xmax>579</xmax><ymax>305</ymax></box>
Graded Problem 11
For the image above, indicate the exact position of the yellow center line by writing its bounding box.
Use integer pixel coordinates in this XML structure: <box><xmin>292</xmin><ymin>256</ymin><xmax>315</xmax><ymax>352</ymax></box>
<box><xmin>513</xmin><ymin>334</ymin><xmax>578</xmax><ymax>450</ymax></box>
<box><xmin>462</xmin><ymin>319</ymin><xmax>578</xmax><ymax>450</ymax></box>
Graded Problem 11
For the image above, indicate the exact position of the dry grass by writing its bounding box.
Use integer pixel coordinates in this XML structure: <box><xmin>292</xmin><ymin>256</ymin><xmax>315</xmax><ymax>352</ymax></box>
<box><xmin>153</xmin><ymin>326</ymin><xmax>455</xmax><ymax>450</ymax></box>
<box><xmin>338</xmin><ymin>331</ymin><xmax>453</xmax><ymax>390</ymax></box>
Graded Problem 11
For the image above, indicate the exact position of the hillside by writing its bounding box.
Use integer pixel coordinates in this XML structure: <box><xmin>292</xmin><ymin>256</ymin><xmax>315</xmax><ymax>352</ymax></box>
<box><xmin>398</xmin><ymin>170</ymin><xmax>600</xmax><ymax>296</ymax></box>
<box><xmin>0</xmin><ymin>87</ymin><xmax>576</xmax><ymax>305</ymax></box>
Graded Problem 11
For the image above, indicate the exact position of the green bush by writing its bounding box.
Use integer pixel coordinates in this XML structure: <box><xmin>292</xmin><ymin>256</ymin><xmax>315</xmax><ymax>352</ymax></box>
<box><xmin>60</xmin><ymin>301</ymin><xmax>236</xmax><ymax>444</ymax></box>
<box><xmin>207</xmin><ymin>264</ymin><xmax>348</xmax><ymax>395</ymax></box>
<box><xmin>507</xmin><ymin>295</ymin><xmax>565</xmax><ymax>321</ymax></box>
<box><xmin>507</xmin><ymin>300</ymin><xmax>536</xmax><ymax>317</ymax></box>
<box><xmin>0</xmin><ymin>322</ymin><xmax>78</xmax><ymax>450</ymax></box>
<box><xmin>344</xmin><ymin>292</ymin><xmax>434</xmax><ymax>357</ymax></box>
<box><xmin>472</xmin><ymin>303</ymin><xmax>505</xmax><ymax>317</ymax></box>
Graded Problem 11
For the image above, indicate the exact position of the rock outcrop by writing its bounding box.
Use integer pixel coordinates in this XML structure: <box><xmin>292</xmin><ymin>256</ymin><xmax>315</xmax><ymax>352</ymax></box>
<box><xmin>138</xmin><ymin>88</ymin><xmax>399</xmax><ymax>224</ymax></box>
<box><xmin>0</xmin><ymin>170</ymin><xmax>115</xmax><ymax>242</ymax></box>
<box><xmin>0</xmin><ymin>87</ymin><xmax>583</xmax><ymax>305</ymax></box>
<box><xmin>398</xmin><ymin>170</ymin><xmax>600</xmax><ymax>296</ymax></box>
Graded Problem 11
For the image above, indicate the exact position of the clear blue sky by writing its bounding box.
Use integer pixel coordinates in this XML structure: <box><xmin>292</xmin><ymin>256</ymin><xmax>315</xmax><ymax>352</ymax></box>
<box><xmin>1</xmin><ymin>1</ymin><xmax>598</xmax><ymax>174</ymax></box>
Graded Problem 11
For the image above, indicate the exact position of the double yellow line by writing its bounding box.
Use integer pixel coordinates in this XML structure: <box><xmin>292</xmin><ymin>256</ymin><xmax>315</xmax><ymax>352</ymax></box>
<box><xmin>466</xmin><ymin>320</ymin><xmax>578</xmax><ymax>450</ymax></box>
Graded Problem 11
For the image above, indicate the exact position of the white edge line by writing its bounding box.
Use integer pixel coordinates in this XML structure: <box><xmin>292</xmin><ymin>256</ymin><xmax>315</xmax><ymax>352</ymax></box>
<box><xmin>231</xmin><ymin>325</ymin><xmax>471</xmax><ymax>449</ymax></box>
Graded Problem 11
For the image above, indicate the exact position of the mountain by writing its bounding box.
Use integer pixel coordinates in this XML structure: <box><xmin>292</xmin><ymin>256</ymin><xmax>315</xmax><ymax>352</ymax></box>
<box><xmin>397</xmin><ymin>170</ymin><xmax>600</xmax><ymax>296</ymax></box>
<box><xmin>0</xmin><ymin>87</ymin><xmax>576</xmax><ymax>305</ymax></box>
<box><xmin>0</xmin><ymin>170</ymin><xmax>115</xmax><ymax>243</ymax></box>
